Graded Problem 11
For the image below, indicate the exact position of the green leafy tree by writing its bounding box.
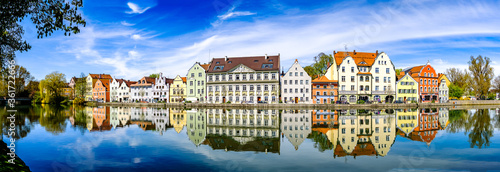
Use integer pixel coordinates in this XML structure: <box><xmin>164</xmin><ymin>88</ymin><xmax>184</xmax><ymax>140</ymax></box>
<box><xmin>304</xmin><ymin>53</ymin><xmax>333</xmax><ymax>79</ymax></box>
<box><xmin>449</xmin><ymin>84</ymin><xmax>464</xmax><ymax>98</ymax></box>
<box><xmin>39</xmin><ymin>71</ymin><xmax>67</xmax><ymax>104</ymax></box>
<box><xmin>492</xmin><ymin>75</ymin><xmax>500</xmax><ymax>93</ymax></box>
<box><xmin>74</xmin><ymin>72</ymin><xmax>87</xmax><ymax>98</ymax></box>
<box><xmin>445</xmin><ymin>67</ymin><xmax>471</xmax><ymax>93</ymax></box>
<box><xmin>468</xmin><ymin>56</ymin><xmax>494</xmax><ymax>99</ymax></box>
<box><xmin>1</xmin><ymin>0</ymin><xmax>86</xmax><ymax>69</ymax></box>
<box><xmin>395</xmin><ymin>68</ymin><xmax>403</xmax><ymax>75</ymax></box>
<box><xmin>149</xmin><ymin>73</ymin><xmax>160</xmax><ymax>78</ymax></box>
<box><xmin>0</xmin><ymin>65</ymin><xmax>34</xmax><ymax>97</ymax></box>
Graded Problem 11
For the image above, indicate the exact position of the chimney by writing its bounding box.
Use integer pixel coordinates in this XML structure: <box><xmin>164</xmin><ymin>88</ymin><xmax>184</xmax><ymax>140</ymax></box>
<box><xmin>225</xmin><ymin>56</ymin><xmax>228</xmax><ymax>61</ymax></box>
<box><xmin>376</xmin><ymin>50</ymin><xmax>378</xmax><ymax>55</ymax></box>
<box><xmin>333</xmin><ymin>50</ymin><xmax>336</xmax><ymax>54</ymax></box>
<box><xmin>99</xmin><ymin>74</ymin><xmax>101</xmax><ymax>78</ymax></box>
<box><xmin>353</xmin><ymin>50</ymin><xmax>356</xmax><ymax>55</ymax></box>
<box><xmin>265</xmin><ymin>54</ymin><xmax>268</xmax><ymax>59</ymax></box>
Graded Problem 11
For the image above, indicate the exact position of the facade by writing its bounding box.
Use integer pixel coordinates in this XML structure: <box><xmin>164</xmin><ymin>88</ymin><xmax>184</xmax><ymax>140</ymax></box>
<box><xmin>93</xmin><ymin>79</ymin><xmax>111</xmax><ymax>102</ymax></box>
<box><xmin>206</xmin><ymin>55</ymin><xmax>280</xmax><ymax>104</ymax></box>
<box><xmin>151</xmin><ymin>108</ymin><xmax>170</xmax><ymax>135</ymax></box>
<box><xmin>281</xmin><ymin>59</ymin><xmax>312</xmax><ymax>104</ymax></box>
<box><xmin>438</xmin><ymin>108</ymin><xmax>449</xmax><ymax>129</ymax></box>
<box><xmin>152</xmin><ymin>73</ymin><xmax>170</xmax><ymax>102</ymax></box>
<box><xmin>438</xmin><ymin>78</ymin><xmax>449</xmax><ymax>103</ymax></box>
<box><xmin>404</xmin><ymin>62</ymin><xmax>439</xmax><ymax>103</ymax></box>
<box><xmin>370</xmin><ymin>111</ymin><xmax>396</xmax><ymax>156</ymax></box>
<box><xmin>186</xmin><ymin>108</ymin><xmax>206</xmax><ymax>146</ymax></box>
<box><xmin>312</xmin><ymin>76</ymin><xmax>338</xmax><ymax>104</ymax></box>
<box><xmin>130</xmin><ymin>76</ymin><xmax>155</xmax><ymax>102</ymax></box>
<box><xmin>333</xmin><ymin>50</ymin><xmax>396</xmax><ymax>103</ymax></box>
<box><xmin>170</xmin><ymin>75</ymin><xmax>187</xmax><ymax>103</ymax></box>
<box><xmin>396</xmin><ymin>109</ymin><xmax>418</xmax><ymax>136</ymax></box>
<box><xmin>170</xmin><ymin>107</ymin><xmax>186</xmax><ymax>133</ymax></box>
<box><xmin>69</xmin><ymin>77</ymin><xmax>82</xmax><ymax>98</ymax></box>
<box><xmin>396</xmin><ymin>72</ymin><xmax>419</xmax><ymax>103</ymax></box>
<box><xmin>281</xmin><ymin>109</ymin><xmax>311</xmax><ymax>150</ymax></box>
<box><xmin>85</xmin><ymin>74</ymin><xmax>112</xmax><ymax>101</ymax></box>
<box><xmin>110</xmin><ymin>78</ymin><xmax>125</xmax><ymax>102</ymax></box>
<box><xmin>438</xmin><ymin>74</ymin><xmax>451</xmax><ymax>87</ymax></box>
<box><xmin>186</xmin><ymin>63</ymin><xmax>210</xmax><ymax>103</ymax></box>
<box><xmin>119</xmin><ymin>80</ymin><xmax>136</xmax><ymax>102</ymax></box>
<box><xmin>60</xmin><ymin>84</ymin><xmax>73</xmax><ymax>98</ymax></box>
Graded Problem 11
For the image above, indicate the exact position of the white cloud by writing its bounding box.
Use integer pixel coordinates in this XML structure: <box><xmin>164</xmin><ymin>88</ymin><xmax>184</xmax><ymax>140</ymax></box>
<box><xmin>126</xmin><ymin>2</ymin><xmax>151</xmax><ymax>14</ymax></box>
<box><xmin>212</xmin><ymin>6</ymin><xmax>256</xmax><ymax>26</ymax></box>
<box><xmin>131</xmin><ymin>34</ymin><xmax>141</xmax><ymax>40</ymax></box>
<box><xmin>121</xmin><ymin>21</ymin><xmax>135</xmax><ymax>26</ymax></box>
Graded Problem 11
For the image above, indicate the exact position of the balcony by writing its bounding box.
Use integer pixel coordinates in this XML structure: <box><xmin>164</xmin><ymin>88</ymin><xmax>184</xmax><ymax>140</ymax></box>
<box><xmin>372</xmin><ymin>91</ymin><xmax>395</xmax><ymax>94</ymax></box>
<box><xmin>339</xmin><ymin>91</ymin><xmax>357</xmax><ymax>94</ymax></box>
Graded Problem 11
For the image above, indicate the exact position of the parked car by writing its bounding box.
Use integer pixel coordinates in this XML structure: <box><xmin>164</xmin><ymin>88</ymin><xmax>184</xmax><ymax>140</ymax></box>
<box><xmin>335</xmin><ymin>101</ymin><xmax>349</xmax><ymax>104</ymax></box>
<box><xmin>257</xmin><ymin>101</ymin><xmax>268</xmax><ymax>104</ymax></box>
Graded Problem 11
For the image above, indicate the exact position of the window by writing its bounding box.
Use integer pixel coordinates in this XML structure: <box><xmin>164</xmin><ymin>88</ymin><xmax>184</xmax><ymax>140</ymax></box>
<box><xmin>351</xmin><ymin>85</ymin><xmax>355</xmax><ymax>91</ymax></box>
<box><xmin>360</xmin><ymin>86</ymin><xmax>364</xmax><ymax>91</ymax></box>
<box><xmin>375</xmin><ymin>77</ymin><xmax>379</xmax><ymax>83</ymax></box>
<box><xmin>342</xmin><ymin>67</ymin><xmax>345</xmax><ymax>72</ymax></box>
<box><xmin>351</xmin><ymin>76</ymin><xmax>355</xmax><ymax>82</ymax></box>
<box><xmin>342</xmin><ymin>76</ymin><xmax>346</xmax><ymax>82</ymax></box>
<box><xmin>262</xmin><ymin>64</ymin><xmax>273</xmax><ymax>69</ymax></box>
<box><xmin>386</xmin><ymin>68</ymin><xmax>390</xmax><ymax>74</ymax></box>
<box><xmin>214</xmin><ymin>66</ymin><xmax>224</xmax><ymax>70</ymax></box>
<box><xmin>384</xmin><ymin>77</ymin><xmax>387</xmax><ymax>83</ymax></box>
<box><xmin>300</xmin><ymin>72</ymin><xmax>303</xmax><ymax>76</ymax></box>
<box><xmin>375</xmin><ymin>68</ymin><xmax>379</xmax><ymax>73</ymax></box>
<box><xmin>351</xmin><ymin>67</ymin><xmax>355</xmax><ymax>73</ymax></box>
<box><xmin>243</xmin><ymin>74</ymin><xmax>247</xmax><ymax>80</ymax></box>
<box><xmin>284</xmin><ymin>80</ymin><xmax>287</xmax><ymax>85</ymax></box>
<box><xmin>360</xmin><ymin>76</ymin><xmax>364</xmax><ymax>82</ymax></box>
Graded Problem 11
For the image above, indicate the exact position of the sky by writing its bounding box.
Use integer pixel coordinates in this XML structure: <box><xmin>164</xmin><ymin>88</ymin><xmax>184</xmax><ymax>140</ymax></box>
<box><xmin>16</xmin><ymin>0</ymin><xmax>500</xmax><ymax>81</ymax></box>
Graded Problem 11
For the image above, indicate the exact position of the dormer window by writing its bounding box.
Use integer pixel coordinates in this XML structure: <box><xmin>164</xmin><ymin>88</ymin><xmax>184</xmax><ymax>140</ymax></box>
<box><xmin>269</xmin><ymin>59</ymin><xmax>273</xmax><ymax>62</ymax></box>
<box><xmin>347</xmin><ymin>60</ymin><xmax>350</xmax><ymax>64</ymax></box>
<box><xmin>228</xmin><ymin>61</ymin><xmax>232</xmax><ymax>64</ymax></box>
<box><xmin>262</xmin><ymin>64</ymin><xmax>273</xmax><ymax>69</ymax></box>
<box><xmin>214</xmin><ymin>66</ymin><xmax>224</xmax><ymax>70</ymax></box>
<box><xmin>216</xmin><ymin>62</ymin><xmax>220</xmax><ymax>64</ymax></box>
<box><xmin>254</xmin><ymin>60</ymin><xmax>259</xmax><ymax>62</ymax></box>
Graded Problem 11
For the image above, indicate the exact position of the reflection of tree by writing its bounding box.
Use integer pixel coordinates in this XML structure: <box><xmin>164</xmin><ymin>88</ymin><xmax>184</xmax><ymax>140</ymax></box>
<box><xmin>0</xmin><ymin>106</ymin><xmax>34</xmax><ymax>140</ymax></box>
<box><xmin>494</xmin><ymin>111</ymin><xmax>500</xmax><ymax>129</ymax></box>
<box><xmin>37</xmin><ymin>105</ymin><xmax>67</xmax><ymax>135</ymax></box>
<box><xmin>308</xmin><ymin>131</ymin><xmax>333</xmax><ymax>152</ymax></box>
<box><xmin>467</xmin><ymin>109</ymin><xmax>493</xmax><ymax>148</ymax></box>
<box><xmin>71</xmin><ymin>105</ymin><xmax>88</xmax><ymax>135</ymax></box>
<box><xmin>447</xmin><ymin>109</ymin><xmax>493</xmax><ymax>149</ymax></box>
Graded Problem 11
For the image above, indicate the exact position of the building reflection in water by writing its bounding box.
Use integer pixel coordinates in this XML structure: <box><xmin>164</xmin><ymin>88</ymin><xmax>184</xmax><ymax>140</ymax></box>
<box><xmin>76</xmin><ymin>106</ymin><xmax>454</xmax><ymax>157</ymax></box>
<box><xmin>203</xmin><ymin>109</ymin><xmax>280</xmax><ymax>154</ymax></box>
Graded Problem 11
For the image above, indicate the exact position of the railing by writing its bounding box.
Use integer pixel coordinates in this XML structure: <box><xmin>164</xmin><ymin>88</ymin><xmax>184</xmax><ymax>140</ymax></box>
<box><xmin>372</xmin><ymin>91</ymin><xmax>395</xmax><ymax>94</ymax></box>
<box><xmin>339</xmin><ymin>91</ymin><xmax>357</xmax><ymax>94</ymax></box>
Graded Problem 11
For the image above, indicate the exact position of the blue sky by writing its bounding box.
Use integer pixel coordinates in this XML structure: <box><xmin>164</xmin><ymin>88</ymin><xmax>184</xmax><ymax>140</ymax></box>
<box><xmin>16</xmin><ymin>0</ymin><xmax>500</xmax><ymax>81</ymax></box>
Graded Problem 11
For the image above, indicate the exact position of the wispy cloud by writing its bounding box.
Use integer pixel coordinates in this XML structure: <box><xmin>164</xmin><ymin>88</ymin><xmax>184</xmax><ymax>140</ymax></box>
<box><xmin>212</xmin><ymin>5</ymin><xmax>256</xmax><ymax>26</ymax></box>
<box><xmin>121</xmin><ymin>21</ymin><xmax>135</xmax><ymax>26</ymax></box>
<box><xmin>126</xmin><ymin>2</ymin><xmax>151</xmax><ymax>14</ymax></box>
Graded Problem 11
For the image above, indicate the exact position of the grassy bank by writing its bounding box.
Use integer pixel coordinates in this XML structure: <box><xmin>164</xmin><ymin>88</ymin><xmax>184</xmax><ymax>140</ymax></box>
<box><xmin>0</xmin><ymin>140</ymin><xmax>31</xmax><ymax>172</ymax></box>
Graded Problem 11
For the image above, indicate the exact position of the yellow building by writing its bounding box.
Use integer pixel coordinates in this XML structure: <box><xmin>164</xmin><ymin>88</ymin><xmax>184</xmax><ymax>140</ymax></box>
<box><xmin>396</xmin><ymin>109</ymin><xmax>418</xmax><ymax>136</ymax></box>
<box><xmin>396</xmin><ymin>72</ymin><xmax>419</xmax><ymax>103</ymax></box>
<box><xmin>170</xmin><ymin>75</ymin><xmax>187</xmax><ymax>103</ymax></box>
<box><xmin>170</xmin><ymin>107</ymin><xmax>186</xmax><ymax>133</ymax></box>
<box><xmin>60</xmin><ymin>84</ymin><xmax>73</xmax><ymax>98</ymax></box>
<box><xmin>438</xmin><ymin>74</ymin><xmax>451</xmax><ymax>87</ymax></box>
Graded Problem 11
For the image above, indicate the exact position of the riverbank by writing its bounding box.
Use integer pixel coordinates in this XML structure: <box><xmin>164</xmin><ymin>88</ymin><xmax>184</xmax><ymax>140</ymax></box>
<box><xmin>86</xmin><ymin>100</ymin><xmax>500</xmax><ymax>110</ymax></box>
<box><xmin>0</xmin><ymin>140</ymin><xmax>31</xmax><ymax>172</ymax></box>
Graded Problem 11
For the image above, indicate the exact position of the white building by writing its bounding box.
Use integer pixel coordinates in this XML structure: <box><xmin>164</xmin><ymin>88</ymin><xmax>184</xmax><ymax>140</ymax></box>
<box><xmin>281</xmin><ymin>59</ymin><xmax>312</xmax><ymax>104</ymax></box>
<box><xmin>281</xmin><ymin>109</ymin><xmax>311</xmax><ymax>150</ymax></box>
<box><xmin>334</xmin><ymin>50</ymin><xmax>396</xmax><ymax>103</ymax></box>
<box><xmin>110</xmin><ymin>78</ymin><xmax>125</xmax><ymax>102</ymax></box>
<box><xmin>152</xmin><ymin>73</ymin><xmax>170</xmax><ymax>103</ymax></box>
<box><xmin>438</xmin><ymin>79</ymin><xmax>449</xmax><ymax>103</ymax></box>
<box><xmin>187</xmin><ymin>109</ymin><xmax>206</xmax><ymax>146</ymax></box>
<box><xmin>206</xmin><ymin>55</ymin><xmax>280</xmax><ymax>104</ymax></box>
<box><xmin>130</xmin><ymin>76</ymin><xmax>155</xmax><ymax>102</ymax></box>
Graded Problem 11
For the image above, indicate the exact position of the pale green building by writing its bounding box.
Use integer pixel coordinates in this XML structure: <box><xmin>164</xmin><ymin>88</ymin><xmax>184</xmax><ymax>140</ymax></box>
<box><xmin>186</xmin><ymin>62</ymin><xmax>210</xmax><ymax>102</ymax></box>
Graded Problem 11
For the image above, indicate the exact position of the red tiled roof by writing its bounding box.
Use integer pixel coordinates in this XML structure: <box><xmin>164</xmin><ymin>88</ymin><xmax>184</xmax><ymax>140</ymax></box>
<box><xmin>124</xmin><ymin>80</ymin><xmax>137</xmax><ymax>87</ymax></box>
<box><xmin>312</xmin><ymin>76</ymin><xmax>338</xmax><ymax>83</ymax></box>
<box><xmin>89</xmin><ymin>74</ymin><xmax>112</xmax><ymax>79</ymax></box>
<box><xmin>181</xmin><ymin>77</ymin><xmax>187</xmax><ymax>83</ymax></box>
<box><xmin>200</xmin><ymin>63</ymin><xmax>210</xmax><ymax>71</ymax></box>
<box><xmin>207</xmin><ymin>55</ymin><xmax>280</xmax><ymax>73</ymax></box>
<box><xmin>333</xmin><ymin>51</ymin><xmax>378</xmax><ymax>66</ymax></box>
<box><xmin>357</xmin><ymin>72</ymin><xmax>372</xmax><ymax>75</ymax></box>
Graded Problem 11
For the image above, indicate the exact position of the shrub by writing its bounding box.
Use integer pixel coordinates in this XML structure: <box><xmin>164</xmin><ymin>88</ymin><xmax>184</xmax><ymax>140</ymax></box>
<box><xmin>73</xmin><ymin>97</ymin><xmax>85</xmax><ymax>105</ymax></box>
<box><xmin>431</xmin><ymin>100</ymin><xmax>435</xmax><ymax>103</ymax></box>
<box><xmin>186</xmin><ymin>101</ymin><xmax>192</xmax><ymax>103</ymax></box>
<box><xmin>226</xmin><ymin>101</ymin><xmax>231</xmax><ymax>104</ymax></box>
<box><xmin>357</xmin><ymin>100</ymin><xmax>365</xmax><ymax>104</ymax></box>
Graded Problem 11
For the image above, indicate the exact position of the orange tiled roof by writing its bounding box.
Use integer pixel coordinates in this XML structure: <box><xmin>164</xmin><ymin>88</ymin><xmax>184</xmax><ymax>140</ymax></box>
<box><xmin>312</xmin><ymin>76</ymin><xmax>337</xmax><ymax>83</ymax></box>
<box><xmin>97</xmin><ymin>79</ymin><xmax>110</xmax><ymax>90</ymax></box>
<box><xmin>89</xmin><ymin>74</ymin><xmax>112</xmax><ymax>79</ymax></box>
<box><xmin>357</xmin><ymin>72</ymin><xmax>372</xmax><ymax>75</ymax></box>
<box><xmin>200</xmin><ymin>63</ymin><xmax>210</xmax><ymax>71</ymax></box>
<box><xmin>181</xmin><ymin>77</ymin><xmax>187</xmax><ymax>83</ymax></box>
<box><xmin>333</xmin><ymin>51</ymin><xmax>378</xmax><ymax>66</ymax></box>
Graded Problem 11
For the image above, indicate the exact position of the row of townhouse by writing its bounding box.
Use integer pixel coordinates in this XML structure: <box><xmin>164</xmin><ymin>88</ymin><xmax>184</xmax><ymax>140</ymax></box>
<box><xmin>65</xmin><ymin>50</ymin><xmax>448</xmax><ymax>104</ymax></box>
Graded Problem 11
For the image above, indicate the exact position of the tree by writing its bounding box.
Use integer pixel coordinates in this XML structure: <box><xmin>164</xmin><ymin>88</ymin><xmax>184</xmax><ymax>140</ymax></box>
<box><xmin>492</xmin><ymin>76</ymin><xmax>500</xmax><ymax>93</ymax></box>
<box><xmin>468</xmin><ymin>56</ymin><xmax>494</xmax><ymax>99</ymax></box>
<box><xmin>449</xmin><ymin>84</ymin><xmax>464</xmax><ymax>98</ymax></box>
<box><xmin>0</xmin><ymin>65</ymin><xmax>34</xmax><ymax>97</ymax></box>
<box><xmin>1</xmin><ymin>0</ymin><xmax>86</xmax><ymax>69</ymax></box>
<box><xmin>149</xmin><ymin>73</ymin><xmax>160</xmax><ymax>78</ymax></box>
<box><xmin>25</xmin><ymin>81</ymin><xmax>40</xmax><ymax>99</ymax></box>
<box><xmin>395</xmin><ymin>68</ymin><xmax>403</xmax><ymax>75</ymax></box>
<box><xmin>74</xmin><ymin>72</ymin><xmax>87</xmax><ymax>98</ymax></box>
<box><xmin>304</xmin><ymin>53</ymin><xmax>333</xmax><ymax>79</ymax></box>
<box><xmin>39</xmin><ymin>71</ymin><xmax>67</xmax><ymax>104</ymax></box>
<box><xmin>445</xmin><ymin>67</ymin><xmax>471</xmax><ymax>92</ymax></box>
